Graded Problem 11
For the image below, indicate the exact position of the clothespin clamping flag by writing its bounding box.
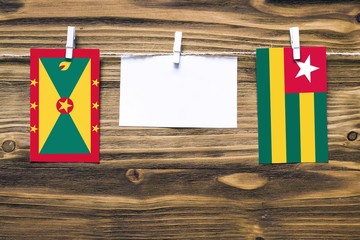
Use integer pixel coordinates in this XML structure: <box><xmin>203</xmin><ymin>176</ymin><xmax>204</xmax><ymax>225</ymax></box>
<box><xmin>255</xmin><ymin>28</ymin><xmax>328</xmax><ymax>164</ymax></box>
<box><xmin>290</xmin><ymin>27</ymin><xmax>300</xmax><ymax>60</ymax></box>
<box><xmin>66</xmin><ymin>26</ymin><xmax>75</xmax><ymax>59</ymax></box>
<box><xmin>29</xmin><ymin>26</ymin><xmax>100</xmax><ymax>163</ymax></box>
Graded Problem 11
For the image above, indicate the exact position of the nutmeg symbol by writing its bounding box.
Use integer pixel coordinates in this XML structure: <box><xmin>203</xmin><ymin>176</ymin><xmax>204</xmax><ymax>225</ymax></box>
<box><xmin>59</xmin><ymin>61</ymin><xmax>71</xmax><ymax>71</ymax></box>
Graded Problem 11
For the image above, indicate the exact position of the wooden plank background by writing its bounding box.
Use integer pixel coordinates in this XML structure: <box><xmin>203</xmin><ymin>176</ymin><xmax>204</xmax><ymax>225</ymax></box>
<box><xmin>0</xmin><ymin>0</ymin><xmax>360</xmax><ymax>239</ymax></box>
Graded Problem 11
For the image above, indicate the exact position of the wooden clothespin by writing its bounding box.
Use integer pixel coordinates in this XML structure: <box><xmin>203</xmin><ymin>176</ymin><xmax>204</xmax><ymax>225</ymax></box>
<box><xmin>173</xmin><ymin>31</ymin><xmax>182</xmax><ymax>64</ymax></box>
<box><xmin>65</xmin><ymin>26</ymin><xmax>76</xmax><ymax>59</ymax></box>
<box><xmin>290</xmin><ymin>27</ymin><xmax>300</xmax><ymax>60</ymax></box>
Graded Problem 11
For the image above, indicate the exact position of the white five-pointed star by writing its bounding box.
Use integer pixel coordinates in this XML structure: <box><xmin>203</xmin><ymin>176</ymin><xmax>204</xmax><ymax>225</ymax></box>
<box><xmin>295</xmin><ymin>55</ymin><xmax>319</xmax><ymax>83</ymax></box>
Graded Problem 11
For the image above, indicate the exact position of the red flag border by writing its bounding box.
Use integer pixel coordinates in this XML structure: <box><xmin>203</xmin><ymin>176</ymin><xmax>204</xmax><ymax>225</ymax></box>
<box><xmin>30</xmin><ymin>49</ymin><xmax>100</xmax><ymax>163</ymax></box>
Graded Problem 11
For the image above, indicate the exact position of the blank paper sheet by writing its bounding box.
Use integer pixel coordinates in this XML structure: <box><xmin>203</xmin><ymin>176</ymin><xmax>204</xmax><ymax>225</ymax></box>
<box><xmin>119</xmin><ymin>55</ymin><xmax>237</xmax><ymax>128</ymax></box>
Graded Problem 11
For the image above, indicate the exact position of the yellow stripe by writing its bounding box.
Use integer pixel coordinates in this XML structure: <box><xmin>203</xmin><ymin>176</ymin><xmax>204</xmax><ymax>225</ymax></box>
<box><xmin>39</xmin><ymin>60</ymin><xmax>60</xmax><ymax>152</ymax></box>
<box><xmin>299</xmin><ymin>93</ymin><xmax>316</xmax><ymax>162</ymax></box>
<box><xmin>269</xmin><ymin>48</ymin><xmax>287</xmax><ymax>163</ymax></box>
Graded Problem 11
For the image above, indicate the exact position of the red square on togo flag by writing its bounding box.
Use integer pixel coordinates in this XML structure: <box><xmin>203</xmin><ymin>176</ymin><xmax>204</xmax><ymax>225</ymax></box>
<box><xmin>284</xmin><ymin>47</ymin><xmax>327</xmax><ymax>93</ymax></box>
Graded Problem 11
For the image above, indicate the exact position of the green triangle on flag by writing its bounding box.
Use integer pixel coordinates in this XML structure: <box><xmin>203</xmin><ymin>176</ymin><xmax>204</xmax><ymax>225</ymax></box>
<box><xmin>40</xmin><ymin>58</ymin><xmax>90</xmax><ymax>97</ymax></box>
<box><xmin>40</xmin><ymin>114</ymin><xmax>90</xmax><ymax>154</ymax></box>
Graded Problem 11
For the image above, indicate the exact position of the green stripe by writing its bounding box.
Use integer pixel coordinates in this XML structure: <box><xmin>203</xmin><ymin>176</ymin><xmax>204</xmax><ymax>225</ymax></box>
<box><xmin>256</xmin><ymin>49</ymin><xmax>272</xmax><ymax>164</ymax></box>
<box><xmin>285</xmin><ymin>94</ymin><xmax>301</xmax><ymax>163</ymax></box>
<box><xmin>314</xmin><ymin>92</ymin><xmax>328</xmax><ymax>162</ymax></box>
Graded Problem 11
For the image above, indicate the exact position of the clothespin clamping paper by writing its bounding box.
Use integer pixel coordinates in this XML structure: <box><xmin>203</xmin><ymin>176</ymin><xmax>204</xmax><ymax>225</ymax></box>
<box><xmin>173</xmin><ymin>31</ymin><xmax>182</xmax><ymax>64</ymax></box>
<box><xmin>290</xmin><ymin>27</ymin><xmax>300</xmax><ymax>60</ymax></box>
<box><xmin>66</xmin><ymin>26</ymin><xmax>76</xmax><ymax>59</ymax></box>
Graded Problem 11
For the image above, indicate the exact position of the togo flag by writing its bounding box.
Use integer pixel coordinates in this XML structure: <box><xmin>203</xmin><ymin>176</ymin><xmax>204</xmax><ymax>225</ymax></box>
<box><xmin>256</xmin><ymin>47</ymin><xmax>328</xmax><ymax>164</ymax></box>
<box><xmin>30</xmin><ymin>49</ymin><xmax>100</xmax><ymax>163</ymax></box>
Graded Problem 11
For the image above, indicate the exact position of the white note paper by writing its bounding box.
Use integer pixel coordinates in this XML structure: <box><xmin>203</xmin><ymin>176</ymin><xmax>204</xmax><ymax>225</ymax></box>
<box><xmin>119</xmin><ymin>55</ymin><xmax>237</xmax><ymax>128</ymax></box>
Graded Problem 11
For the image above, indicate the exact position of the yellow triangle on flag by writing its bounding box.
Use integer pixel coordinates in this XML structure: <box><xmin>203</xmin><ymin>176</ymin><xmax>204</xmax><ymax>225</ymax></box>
<box><xmin>69</xmin><ymin>60</ymin><xmax>91</xmax><ymax>151</ymax></box>
<box><xmin>39</xmin><ymin>60</ymin><xmax>61</xmax><ymax>152</ymax></box>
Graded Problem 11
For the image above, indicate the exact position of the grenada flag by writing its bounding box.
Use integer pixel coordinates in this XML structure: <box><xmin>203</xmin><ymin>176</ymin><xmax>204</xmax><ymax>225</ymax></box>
<box><xmin>256</xmin><ymin>47</ymin><xmax>328</xmax><ymax>164</ymax></box>
<box><xmin>30</xmin><ymin>49</ymin><xmax>100</xmax><ymax>162</ymax></box>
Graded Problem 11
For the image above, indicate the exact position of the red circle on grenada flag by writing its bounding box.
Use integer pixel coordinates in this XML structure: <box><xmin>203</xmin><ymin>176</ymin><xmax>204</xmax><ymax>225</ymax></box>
<box><xmin>56</xmin><ymin>97</ymin><xmax>74</xmax><ymax>114</ymax></box>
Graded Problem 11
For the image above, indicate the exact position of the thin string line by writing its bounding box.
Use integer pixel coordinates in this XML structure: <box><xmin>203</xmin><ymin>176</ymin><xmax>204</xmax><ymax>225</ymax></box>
<box><xmin>0</xmin><ymin>51</ymin><xmax>360</xmax><ymax>58</ymax></box>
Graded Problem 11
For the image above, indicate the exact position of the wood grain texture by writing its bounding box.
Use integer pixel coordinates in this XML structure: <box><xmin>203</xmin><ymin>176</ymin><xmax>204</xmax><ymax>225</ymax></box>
<box><xmin>0</xmin><ymin>0</ymin><xmax>359</xmax><ymax>239</ymax></box>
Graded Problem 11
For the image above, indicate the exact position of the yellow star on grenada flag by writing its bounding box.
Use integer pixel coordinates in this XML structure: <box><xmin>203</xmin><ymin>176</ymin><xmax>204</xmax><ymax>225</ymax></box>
<box><xmin>30</xmin><ymin>79</ymin><xmax>38</xmax><ymax>86</ymax></box>
<box><xmin>30</xmin><ymin>125</ymin><xmax>38</xmax><ymax>133</ymax></box>
<box><xmin>92</xmin><ymin>79</ymin><xmax>99</xmax><ymax>87</ymax></box>
<box><xmin>30</xmin><ymin>102</ymin><xmax>38</xmax><ymax>110</ymax></box>
<box><xmin>92</xmin><ymin>102</ymin><xmax>99</xmax><ymax>109</ymax></box>
<box><xmin>92</xmin><ymin>125</ymin><xmax>99</xmax><ymax>132</ymax></box>
<box><xmin>58</xmin><ymin>99</ymin><xmax>73</xmax><ymax>113</ymax></box>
